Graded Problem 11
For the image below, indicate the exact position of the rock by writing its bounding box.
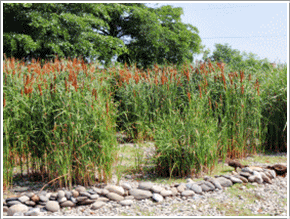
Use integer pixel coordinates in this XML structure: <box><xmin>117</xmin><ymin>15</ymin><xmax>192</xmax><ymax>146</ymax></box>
<box><xmin>39</xmin><ymin>195</ymin><xmax>49</xmax><ymax>202</ymax></box>
<box><xmin>97</xmin><ymin>197</ymin><xmax>110</xmax><ymax>202</ymax></box>
<box><xmin>203</xmin><ymin>176</ymin><xmax>210</xmax><ymax>181</ymax></box>
<box><xmin>119</xmin><ymin>199</ymin><xmax>133</xmax><ymax>206</ymax></box>
<box><xmin>185</xmin><ymin>183</ymin><xmax>193</xmax><ymax>190</ymax></box>
<box><xmin>164</xmin><ymin>185</ymin><xmax>170</xmax><ymax>190</ymax></box>
<box><xmin>25</xmin><ymin>192</ymin><xmax>35</xmax><ymax>198</ymax></box>
<box><xmin>35</xmin><ymin>204</ymin><xmax>45</xmax><ymax>209</ymax></box>
<box><xmin>57</xmin><ymin>197</ymin><xmax>67</xmax><ymax>203</ymax></box>
<box><xmin>233</xmin><ymin>174</ymin><xmax>248</xmax><ymax>183</ymax></box>
<box><xmin>13</xmin><ymin>212</ymin><xmax>24</xmax><ymax>216</ymax></box>
<box><xmin>104</xmin><ymin>185</ymin><xmax>125</xmax><ymax>196</ymax></box>
<box><xmin>70</xmin><ymin>197</ymin><xmax>77</xmax><ymax>204</ymax></box>
<box><xmin>177</xmin><ymin>184</ymin><xmax>186</xmax><ymax>193</ymax></box>
<box><xmin>253</xmin><ymin>171</ymin><xmax>263</xmax><ymax>184</ymax></box>
<box><xmin>221</xmin><ymin>175</ymin><xmax>231</xmax><ymax>180</ymax></box>
<box><xmin>57</xmin><ymin>190</ymin><xmax>65</xmax><ymax>199</ymax></box>
<box><xmin>171</xmin><ymin>182</ymin><xmax>180</xmax><ymax>187</ymax></box>
<box><xmin>121</xmin><ymin>183</ymin><xmax>132</xmax><ymax>190</ymax></box>
<box><xmin>60</xmin><ymin>201</ymin><xmax>75</xmax><ymax>207</ymax></box>
<box><xmin>248</xmin><ymin>175</ymin><xmax>256</xmax><ymax>182</ymax></box>
<box><xmin>75</xmin><ymin>186</ymin><xmax>86</xmax><ymax>193</ymax></box>
<box><xmin>264</xmin><ymin>170</ymin><xmax>273</xmax><ymax>179</ymax></box>
<box><xmin>6</xmin><ymin>200</ymin><xmax>22</xmax><ymax>206</ymax></box>
<box><xmin>79</xmin><ymin>191</ymin><xmax>91</xmax><ymax>197</ymax></box>
<box><xmin>239</xmin><ymin>172</ymin><xmax>251</xmax><ymax>178</ymax></box>
<box><xmin>89</xmin><ymin>194</ymin><xmax>99</xmax><ymax>200</ymax></box>
<box><xmin>45</xmin><ymin>201</ymin><xmax>60</xmax><ymax>212</ymax></box>
<box><xmin>241</xmin><ymin>167</ymin><xmax>254</xmax><ymax>174</ymax></box>
<box><xmin>49</xmin><ymin>196</ymin><xmax>56</xmax><ymax>201</ymax></box>
<box><xmin>190</xmin><ymin>184</ymin><xmax>203</xmax><ymax>194</ymax></box>
<box><xmin>129</xmin><ymin>189</ymin><xmax>153</xmax><ymax>200</ymax></box>
<box><xmin>260</xmin><ymin>172</ymin><xmax>272</xmax><ymax>184</ymax></box>
<box><xmin>203</xmin><ymin>181</ymin><xmax>216</xmax><ymax>190</ymax></box>
<box><xmin>199</xmin><ymin>183</ymin><xmax>213</xmax><ymax>192</ymax></box>
<box><xmin>208</xmin><ymin>178</ymin><xmax>223</xmax><ymax>190</ymax></box>
<box><xmin>24</xmin><ymin>200</ymin><xmax>36</xmax><ymax>206</ymax></box>
<box><xmin>138</xmin><ymin>182</ymin><xmax>153</xmax><ymax>190</ymax></box>
<box><xmin>248</xmin><ymin>175</ymin><xmax>263</xmax><ymax>184</ymax></box>
<box><xmin>171</xmin><ymin>187</ymin><xmax>178</xmax><ymax>196</ymax></box>
<box><xmin>38</xmin><ymin>201</ymin><xmax>47</xmax><ymax>206</ymax></box>
<box><xmin>151</xmin><ymin>185</ymin><xmax>163</xmax><ymax>193</ymax></box>
<box><xmin>124</xmin><ymin>196</ymin><xmax>134</xmax><ymax>200</ymax></box>
<box><xmin>72</xmin><ymin>190</ymin><xmax>79</xmax><ymax>197</ymax></box>
<box><xmin>76</xmin><ymin>196</ymin><xmax>88</xmax><ymax>202</ymax></box>
<box><xmin>78</xmin><ymin>199</ymin><xmax>96</xmax><ymax>205</ymax></box>
<box><xmin>160</xmin><ymin>190</ymin><xmax>172</xmax><ymax>197</ymax></box>
<box><xmin>7</xmin><ymin>204</ymin><xmax>29</xmax><ymax>216</ymax></box>
<box><xmin>92</xmin><ymin>187</ymin><xmax>103</xmax><ymax>194</ymax></box>
<box><xmin>229</xmin><ymin>176</ymin><xmax>243</xmax><ymax>184</ymax></box>
<box><xmin>6</xmin><ymin>196</ymin><xmax>19</xmax><ymax>202</ymax></box>
<box><xmin>24</xmin><ymin>208</ymin><xmax>41</xmax><ymax>216</ymax></box>
<box><xmin>255</xmin><ymin>177</ymin><xmax>263</xmax><ymax>184</ymax></box>
<box><xmin>106</xmin><ymin>192</ymin><xmax>124</xmax><ymax>201</ymax></box>
<box><xmin>249</xmin><ymin>166</ymin><xmax>263</xmax><ymax>171</ymax></box>
<box><xmin>49</xmin><ymin>193</ymin><xmax>58</xmax><ymax>200</ymax></box>
<box><xmin>31</xmin><ymin>194</ymin><xmax>40</xmax><ymax>202</ymax></box>
<box><xmin>124</xmin><ymin>189</ymin><xmax>129</xmax><ymax>196</ymax></box>
<box><xmin>46</xmin><ymin>192</ymin><xmax>52</xmax><ymax>198</ymax></box>
<box><xmin>64</xmin><ymin>191</ymin><xmax>72</xmax><ymax>200</ymax></box>
<box><xmin>186</xmin><ymin>178</ymin><xmax>194</xmax><ymax>183</ymax></box>
<box><xmin>215</xmin><ymin>177</ymin><xmax>233</xmax><ymax>187</ymax></box>
<box><xmin>181</xmin><ymin>190</ymin><xmax>195</xmax><ymax>196</ymax></box>
<box><xmin>91</xmin><ymin>201</ymin><xmax>106</xmax><ymax>210</ymax></box>
<box><xmin>101</xmin><ymin>189</ymin><xmax>109</xmax><ymax>196</ymax></box>
<box><xmin>152</xmin><ymin>193</ymin><xmax>164</xmax><ymax>202</ymax></box>
<box><xmin>18</xmin><ymin>195</ymin><xmax>30</xmax><ymax>203</ymax></box>
<box><xmin>87</xmin><ymin>189</ymin><xmax>96</xmax><ymax>194</ymax></box>
<box><xmin>266</xmin><ymin>169</ymin><xmax>276</xmax><ymax>179</ymax></box>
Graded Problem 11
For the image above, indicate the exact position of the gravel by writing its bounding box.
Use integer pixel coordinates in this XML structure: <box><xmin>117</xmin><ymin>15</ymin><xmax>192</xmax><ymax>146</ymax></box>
<box><xmin>3</xmin><ymin>152</ymin><xmax>287</xmax><ymax>216</ymax></box>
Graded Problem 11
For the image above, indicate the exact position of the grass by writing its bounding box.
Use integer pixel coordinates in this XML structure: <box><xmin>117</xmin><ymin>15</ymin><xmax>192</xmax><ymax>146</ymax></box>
<box><xmin>205</xmin><ymin>198</ymin><xmax>272</xmax><ymax>216</ymax></box>
<box><xmin>247</xmin><ymin>153</ymin><xmax>287</xmax><ymax>164</ymax></box>
<box><xmin>202</xmin><ymin>183</ymin><xmax>273</xmax><ymax>216</ymax></box>
<box><xmin>114</xmin><ymin>141</ymin><xmax>287</xmax><ymax>185</ymax></box>
<box><xmin>225</xmin><ymin>183</ymin><xmax>264</xmax><ymax>201</ymax></box>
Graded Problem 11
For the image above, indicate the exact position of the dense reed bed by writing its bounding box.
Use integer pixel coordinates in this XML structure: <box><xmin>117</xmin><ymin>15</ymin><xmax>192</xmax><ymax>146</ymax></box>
<box><xmin>3</xmin><ymin>56</ymin><xmax>287</xmax><ymax>189</ymax></box>
<box><xmin>3</xmin><ymin>56</ymin><xmax>118</xmax><ymax>190</ymax></box>
<box><xmin>114</xmin><ymin>62</ymin><xmax>268</xmax><ymax>177</ymax></box>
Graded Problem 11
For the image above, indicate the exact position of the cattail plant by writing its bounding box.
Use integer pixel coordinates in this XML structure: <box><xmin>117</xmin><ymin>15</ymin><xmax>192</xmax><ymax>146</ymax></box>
<box><xmin>3</xmin><ymin>54</ymin><xmax>286</xmax><ymax>188</ymax></box>
<box><xmin>3</xmin><ymin>56</ymin><xmax>118</xmax><ymax>189</ymax></box>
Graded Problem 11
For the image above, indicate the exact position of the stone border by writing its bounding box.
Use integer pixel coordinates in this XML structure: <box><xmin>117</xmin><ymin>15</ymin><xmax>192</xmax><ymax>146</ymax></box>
<box><xmin>2</xmin><ymin>166</ymin><xmax>281</xmax><ymax>216</ymax></box>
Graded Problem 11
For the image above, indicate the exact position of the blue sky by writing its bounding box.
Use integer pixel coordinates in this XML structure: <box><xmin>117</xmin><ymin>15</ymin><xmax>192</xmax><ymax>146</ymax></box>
<box><xmin>147</xmin><ymin>2</ymin><xmax>288</xmax><ymax>64</ymax></box>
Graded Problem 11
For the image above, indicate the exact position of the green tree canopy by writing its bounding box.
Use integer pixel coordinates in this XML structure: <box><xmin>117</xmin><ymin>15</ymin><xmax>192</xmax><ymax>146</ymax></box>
<box><xmin>210</xmin><ymin>43</ymin><xmax>272</xmax><ymax>71</ymax></box>
<box><xmin>211</xmin><ymin>43</ymin><xmax>243</xmax><ymax>64</ymax></box>
<box><xmin>3</xmin><ymin>3</ymin><xmax>202</xmax><ymax>67</ymax></box>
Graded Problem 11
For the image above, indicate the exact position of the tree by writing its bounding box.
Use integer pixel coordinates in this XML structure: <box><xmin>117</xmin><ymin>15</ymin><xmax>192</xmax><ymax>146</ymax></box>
<box><xmin>126</xmin><ymin>5</ymin><xmax>202</xmax><ymax>67</ymax></box>
<box><xmin>3</xmin><ymin>3</ymin><xmax>202</xmax><ymax>67</ymax></box>
<box><xmin>3</xmin><ymin>3</ymin><xmax>127</xmax><ymax>64</ymax></box>
<box><xmin>210</xmin><ymin>43</ymin><xmax>271</xmax><ymax>71</ymax></box>
<box><xmin>201</xmin><ymin>48</ymin><xmax>211</xmax><ymax>62</ymax></box>
<box><xmin>210</xmin><ymin>43</ymin><xmax>242</xmax><ymax>64</ymax></box>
